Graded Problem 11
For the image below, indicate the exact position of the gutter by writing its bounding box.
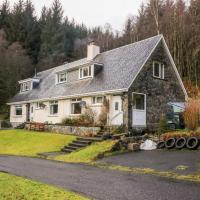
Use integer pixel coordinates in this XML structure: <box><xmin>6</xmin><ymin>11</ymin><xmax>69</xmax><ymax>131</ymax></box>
<box><xmin>7</xmin><ymin>88</ymin><xmax>128</xmax><ymax>105</ymax></box>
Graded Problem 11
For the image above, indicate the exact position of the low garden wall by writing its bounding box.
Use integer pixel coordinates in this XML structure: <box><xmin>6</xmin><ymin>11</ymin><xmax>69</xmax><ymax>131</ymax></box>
<box><xmin>25</xmin><ymin>123</ymin><xmax>101</xmax><ymax>137</ymax></box>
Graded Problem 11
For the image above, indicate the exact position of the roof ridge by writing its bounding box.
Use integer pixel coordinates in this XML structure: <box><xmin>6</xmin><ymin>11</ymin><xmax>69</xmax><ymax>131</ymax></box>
<box><xmin>98</xmin><ymin>34</ymin><xmax>163</xmax><ymax>56</ymax></box>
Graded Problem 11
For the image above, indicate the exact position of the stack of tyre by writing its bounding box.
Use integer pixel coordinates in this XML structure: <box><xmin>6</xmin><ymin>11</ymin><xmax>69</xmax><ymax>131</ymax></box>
<box><xmin>157</xmin><ymin>137</ymin><xmax>200</xmax><ymax>150</ymax></box>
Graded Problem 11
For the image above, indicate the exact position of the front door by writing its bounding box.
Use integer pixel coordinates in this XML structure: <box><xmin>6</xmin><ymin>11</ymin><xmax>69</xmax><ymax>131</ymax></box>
<box><xmin>132</xmin><ymin>93</ymin><xmax>146</xmax><ymax>127</ymax></box>
<box><xmin>111</xmin><ymin>96</ymin><xmax>123</xmax><ymax>125</ymax></box>
<box><xmin>26</xmin><ymin>103</ymin><xmax>30</xmax><ymax>122</ymax></box>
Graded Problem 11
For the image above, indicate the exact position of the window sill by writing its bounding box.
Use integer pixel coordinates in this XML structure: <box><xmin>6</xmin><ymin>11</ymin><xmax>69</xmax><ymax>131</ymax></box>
<box><xmin>69</xmin><ymin>114</ymin><xmax>81</xmax><ymax>117</ymax></box>
<box><xmin>79</xmin><ymin>76</ymin><xmax>93</xmax><ymax>80</ymax></box>
<box><xmin>152</xmin><ymin>75</ymin><xmax>164</xmax><ymax>80</ymax></box>
<box><xmin>48</xmin><ymin>115</ymin><xmax>59</xmax><ymax>117</ymax></box>
<box><xmin>90</xmin><ymin>104</ymin><xmax>103</xmax><ymax>107</ymax></box>
<box><xmin>56</xmin><ymin>81</ymin><xmax>67</xmax><ymax>85</ymax></box>
<box><xmin>13</xmin><ymin>115</ymin><xmax>23</xmax><ymax>118</ymax></box>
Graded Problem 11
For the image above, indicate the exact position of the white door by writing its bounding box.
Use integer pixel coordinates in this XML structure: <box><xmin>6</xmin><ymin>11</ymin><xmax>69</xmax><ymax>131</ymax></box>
<box><xmin>110</xmin><ymin>96</ymin><xmax>123</xmax><ymax>125</ymax></box>
<box><xmin>132</xmin><ymin>93</ymin><xmax>146</xmax><ymax>127</ymax></box>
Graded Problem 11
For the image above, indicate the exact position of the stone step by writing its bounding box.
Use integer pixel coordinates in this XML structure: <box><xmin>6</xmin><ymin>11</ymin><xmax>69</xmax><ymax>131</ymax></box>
<box><xmin>65</xmin><ymin>144</ymin><xmax>78</xmax><ymax>150</ymax></box>
<box><xmin>75</xmin><ymin>140</ymin><xmax>91</xmax><ymax>145</ymax></box>
<box><xmin>70</xmin><ymin>142</ymin><xmax>88</xmax><ymax>148</ymax></box>
<box><xmin>61</xmin><ymin>147</ymin><xmax>74</xmax><ymax>153</ymax></box>
<box><xmin>77</xmin><ymin>137</ymin><xmax>102</xmax><ymax>142</ymax></box>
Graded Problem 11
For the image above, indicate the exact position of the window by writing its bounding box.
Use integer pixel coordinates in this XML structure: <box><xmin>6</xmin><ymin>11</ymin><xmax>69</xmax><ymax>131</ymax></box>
<box><xmin>49</xmin><ymin>101</ymin><xmax>58</xmax><ymax>115</ymax></box>
<box><xmin>153</xmin><ymin>61</ymin><xmax>164</xmax><ymax>79</ymax></box>
<box><xmin>20</xmin><ymin>81</ymin><xmax>31</xmax><ymax>92</ymax></box>
<box><xmin>132</xmin><ymin>93</ymin><xmax>145</xmax><ymax>110</ymax></box>
<box><xmin>36</xmin><ymin>102</ymin><xmax>43</xmax><ymax>109</ymax></box>
<box><xmin>71</xmin><ymin>98</ymin><xmax>82</xmax><ymax>114</ymax></box>
<box><xmin>79</xmin><ymin>66</ymin><xmax>92</xmax><ymax>79</ymax></box>
<box><xmin>57</xmin><ymin>72</ymin><xmax>67</xmax><ymax>83</ymax></box>
<box><xmin>115</xmin><ymin>102</ymin><xmax>119</xmax><ymax>111</ymax></box>
<box><xmin>92</xmin><ymin>96</ymin><xmax>103</xmax><ymax>104</ymax></box>
<box><xmin>31</xmin><ymin>106</ymin><xmax>33</xmax><ymax>113</ymax></box>
<box><xmin>15</xmin><ymin>105</ymin><xmax>22</xmax><ymax>116</ymax></box>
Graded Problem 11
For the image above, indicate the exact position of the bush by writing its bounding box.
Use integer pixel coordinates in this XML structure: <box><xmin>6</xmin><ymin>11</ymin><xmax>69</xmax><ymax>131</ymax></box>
<box><xmin>183</xmin><ymin>99</ymin><xmax>200</xmax><ymax>131</ymax></box>
<box><xmin>157</xmin><ymin>116</ymin><xmax>168</xmax><ymax>137</ymax></box>
<box><xmin>62</xmin><ymin>108</ymin><xmax>96</xmax><ymax>127</ymax></box>
<box><xmin>98</xmin><ymin>98</ymin><xmax>109</xmax><ymax>125</ymax></box>
<box><xmin>112</xmin><ymin>125</ymin><xmax>126</xmax><ymax>134</ymax></box>
<box><xmin>61</xmin><ymin>118</ymin><xmax>79</xmax><ymax>126</ymax></box>
<box><xmin>1</xmin><ymin>120</ymin><xmax>12</xmax><ymax>128</ymax></box>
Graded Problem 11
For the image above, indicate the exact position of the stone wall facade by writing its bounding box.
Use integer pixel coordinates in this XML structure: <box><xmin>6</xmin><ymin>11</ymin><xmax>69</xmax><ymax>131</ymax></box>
<box><xmin>25</xmin><ymin>123</ymin><xmax>101</xmax><ymax>136</ymax></box>
<box><xmin>127</xmin><ymin>41</ymin><xmax>186</xmax><ymax>131</ymax></box>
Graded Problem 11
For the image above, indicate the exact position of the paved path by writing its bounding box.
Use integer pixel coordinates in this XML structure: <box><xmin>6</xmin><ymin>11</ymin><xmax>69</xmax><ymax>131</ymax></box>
<box><xmin>101</xmin><ymin>150</ymin><xmax>200</xmax><ymax>175</ymax></box>
<box><xmin>0</xmin><ymin>155</ymin><xmax>200</xmax><ymax>200</ymax></box>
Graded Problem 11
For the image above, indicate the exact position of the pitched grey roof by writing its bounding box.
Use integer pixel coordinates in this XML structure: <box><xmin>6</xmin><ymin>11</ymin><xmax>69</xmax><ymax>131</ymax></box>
<box><xmin>9</xmin><ymin>35</ymin><xmax>162</xmax><ymax>103</ymax></box>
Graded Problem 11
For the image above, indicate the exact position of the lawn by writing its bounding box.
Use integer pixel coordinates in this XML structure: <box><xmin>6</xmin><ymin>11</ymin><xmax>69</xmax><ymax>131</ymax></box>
<box><xmin>0</xmin><ymin>172</ymin><xmax>89</xmax><ymax>200</ymax></box>
<box><xmin>54</xmin><ymin>140</ymin><xmax>117</xmax><ymax>163</ymax></box>
<box><xmin>0</xmin><ymin>129</ymin><xmax>75</xmax><ymax>156</ymax></box>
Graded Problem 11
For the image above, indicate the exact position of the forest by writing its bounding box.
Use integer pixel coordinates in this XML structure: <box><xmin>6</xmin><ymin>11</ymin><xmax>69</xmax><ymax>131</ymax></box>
<box><xmin>0</xmin><ymin>0</ymin><xmax>199</xmax><ymax>116</ymax></box>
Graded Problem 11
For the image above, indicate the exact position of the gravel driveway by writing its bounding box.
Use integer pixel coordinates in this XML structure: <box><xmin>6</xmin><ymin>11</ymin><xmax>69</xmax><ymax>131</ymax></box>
<box><xmin>0</xmin><ymin>155</ymin><xmax>200</xmax><ymax>200</ymax></box>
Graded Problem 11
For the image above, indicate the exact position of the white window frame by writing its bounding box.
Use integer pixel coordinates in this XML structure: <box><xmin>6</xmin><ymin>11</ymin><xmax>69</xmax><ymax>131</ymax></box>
<box><xmin>132</xmin><ymin>92</ymin><xmax>146</xmax><ymax>111</ymax></box>
<box><xmin>20</xmin><ymin>81</ymin><xmax>31</xmax><ymax>92</ymax></box>
<box><xmin>35</xmin><ymin>102</ymin><xmax>43</xmax><ymax>109</ymax></box>
<box><xmin>71</xmin><ymin>98</ymin><xmax>82</xmax><ymax>115</ymax></box>
<box><xmin>79</xmin><ymin>65</ymin><xmax>93</xmax><ymax>79</ymax></box>
<box><xmin>57</xmin><ymin>72</ymin><xmax>67</xmax><ymax>84</ymax></box>
<box><xmin>49</xmin><ymin>101</ymin><xmax>58</xmax><ymax>115</ymax></box>
<box><xmin>92</xmin><ymin>96</ymin><xmax>103</xmax><ymax>105</ymax></box>
<box><xmin>153</xmin><ymin>61</ymin><xmax>165</xmax><ymax>79</ymax></box>
<box><xmin>15</xmin><ymin>105</ymin><xmax>22</xmax><ymax>116</ymax></box>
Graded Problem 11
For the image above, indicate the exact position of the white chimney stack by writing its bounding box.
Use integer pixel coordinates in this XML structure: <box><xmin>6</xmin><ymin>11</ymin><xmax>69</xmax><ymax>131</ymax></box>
<box><xmin>87</xmin><ymin>41</ymin><xmax>100</xmax><ymax>60</ymax></box>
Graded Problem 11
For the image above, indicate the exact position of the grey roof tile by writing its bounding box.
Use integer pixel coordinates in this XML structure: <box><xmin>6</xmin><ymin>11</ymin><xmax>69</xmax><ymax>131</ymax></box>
<box><xmin>9</xmin><ymin>35</ymin><xmax>162</xmax><ymax>103</ymax></box>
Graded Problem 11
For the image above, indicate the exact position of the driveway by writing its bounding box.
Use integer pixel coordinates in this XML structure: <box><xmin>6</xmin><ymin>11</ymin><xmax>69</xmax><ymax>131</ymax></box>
<box><xmin>101</xmin><ymin>150</ymin><xmax>200</xmax><ymax>175</ymax></box>
<box><xmin>0</xmin><ymin>155</ymin><xmax>200</xmax><ymax>200</ymax></box>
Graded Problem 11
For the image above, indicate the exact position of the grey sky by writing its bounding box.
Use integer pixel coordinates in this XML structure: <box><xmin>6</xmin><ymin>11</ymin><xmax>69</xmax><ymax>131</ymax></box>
<box><xmin>8</xmin><ymin>0</ymin><xmax>145</xmax><ymax>31</ymax></box>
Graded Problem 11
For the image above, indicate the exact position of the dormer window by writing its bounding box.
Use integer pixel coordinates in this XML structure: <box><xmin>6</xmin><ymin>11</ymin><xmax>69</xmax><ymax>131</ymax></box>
<box><xmin>20</xmin><ymin>81</ymin><xmax>31</xmax><ymax>92</ymax></box>
<box><xmin>79</xmin><ymin>66</ymin><xmax>93</xmax><ymax>79</ymax></box>
<box><xmin>153</xmin><ymin>61</ymin><xmax>164</xmax><ymax>79</ymax></box>
<box><xmin>57</xmin><ymin>72</ymin><xmax>67</xmax><ymax>83</ymax></box>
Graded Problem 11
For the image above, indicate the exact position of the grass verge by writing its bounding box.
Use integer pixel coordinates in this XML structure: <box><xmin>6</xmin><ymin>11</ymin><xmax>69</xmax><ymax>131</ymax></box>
<box><xmin>0</xmin><ymin>172</ymin><xmax>89</xmax><ymax>200</ymax></box>
<box><xmin>54</xmin><ymin>140</ymin><xmax>117</xmax><ymax>163</ymax></box>
<box><xmin>0</xmin><ymin>129</ymin><xmax>75</xmax><ymax>156</ymax></box>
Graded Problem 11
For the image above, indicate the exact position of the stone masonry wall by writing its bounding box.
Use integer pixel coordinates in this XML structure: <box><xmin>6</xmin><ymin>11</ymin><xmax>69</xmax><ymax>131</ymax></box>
<box><xmin>128</xmin><ymin>41</ymin><xmax>186</xmax><ymax>131</ymax></box>
<box><xmin>25</xmin><ymin>123</ymin><xmax>101</xmax><ymax>137</ymax></box>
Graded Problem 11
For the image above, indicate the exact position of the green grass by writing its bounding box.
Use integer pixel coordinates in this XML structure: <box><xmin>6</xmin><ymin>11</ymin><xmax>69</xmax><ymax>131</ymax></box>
<box><xmin>54</xmin><ymin>140</ymin><xmax>116</xmax><ymax>163</ymax></box>
<box><xmin>0</xmin><ymin>129</ymin><xmax>75</xmax><ymax>156</ymax></box>
<box><xmin>0</xmin><ymin>172</ymin><xmax>89</xmax><ymax>200</ymax></box>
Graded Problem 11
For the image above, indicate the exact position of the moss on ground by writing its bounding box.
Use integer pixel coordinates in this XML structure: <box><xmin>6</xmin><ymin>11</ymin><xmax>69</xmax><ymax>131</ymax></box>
<box><xmin>93</xmin><ymin>162</ymin><xmax>200</xmax><ymax>183</ymax></box>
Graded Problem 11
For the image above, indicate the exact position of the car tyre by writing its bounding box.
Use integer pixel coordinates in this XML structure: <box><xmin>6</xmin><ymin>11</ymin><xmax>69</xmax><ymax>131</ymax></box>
<box><xmin>175</xmin><ymin>137</ymin><xmax>187</xmax><ymax>149</ymax></box>
<box><xmin>157</xmin><ymin>141</ymin><xmax>165</xmax><ymax>149</ymax></box>
<box><xmin>165</xmin><ymin>138</ymin><xmax>176</xmax><ymax>149</ymax></box>
<box><xmin>186</xmin><ymin>137</ymin><xmax>199</xmax><ymax>150</ymax></box>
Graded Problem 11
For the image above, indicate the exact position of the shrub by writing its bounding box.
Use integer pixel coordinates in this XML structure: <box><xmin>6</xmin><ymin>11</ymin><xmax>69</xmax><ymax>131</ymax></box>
<box><xmin>183</xmin><ymin>99</ymin><xmax>200</xmax><ymax>131</ymax></box>
<box><xmin>1</xmin><ymin>120</ymin><xmax>12</xmax><ymax>128</ymax></box>
<box><xmin>112</xmin><ymin>125</ymin><xmax>126</xmax><ymax>134</ymax></box>
<box><xmin>61</xmin><ymin>118</ymin><xmax>79</xmax><ymax>126</ymax></box>
<box><xmin>98</xmin><ymin>98</ymin><xmax>109</xmax><ymax>125</ymax></box>
<box><xmin>157</xmin><ymin>115</ymin><xmax>168</xmax><ymax>137</ymax></box>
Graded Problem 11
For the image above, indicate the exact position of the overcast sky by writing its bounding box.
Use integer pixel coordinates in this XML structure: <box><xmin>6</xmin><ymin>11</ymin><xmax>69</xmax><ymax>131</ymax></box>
<box><xmin>8</xmin><ymin>0</ymin><xmax>145</xmax><ymax>31</ymax></box>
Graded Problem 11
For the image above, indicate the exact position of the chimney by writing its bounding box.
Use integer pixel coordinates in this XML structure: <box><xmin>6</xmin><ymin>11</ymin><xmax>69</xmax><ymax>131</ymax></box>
<box><xmin>87</xmin><ymin>41</ymin><xmax>100</xmax><ymax>60</ymax></box>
